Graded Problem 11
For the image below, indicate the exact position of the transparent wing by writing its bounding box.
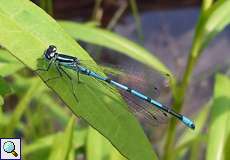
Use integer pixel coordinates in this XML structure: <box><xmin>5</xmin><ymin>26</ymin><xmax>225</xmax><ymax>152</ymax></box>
<box><xmin>80</xmin><ymin>59</ymin><xmax>125</xmax><ymax>76</ymax></box>
<box><xmin>80</xmin><ymin>60</ymin><xmax>161</xmax><ymax>98</ymax></box>
<box><xmin>90</xmin><ymin>74</ymin><xmax>170</xmax><ymax>128</ymax></box>
<box><xmin>79</xmin><ymin>59</ymin><xmax>171</xmax><ymax>127</ymax></box>
<box><xmin>121</xmin><ymin>91</ymin><xmax>170</xmax><ymax>127</ymax></box>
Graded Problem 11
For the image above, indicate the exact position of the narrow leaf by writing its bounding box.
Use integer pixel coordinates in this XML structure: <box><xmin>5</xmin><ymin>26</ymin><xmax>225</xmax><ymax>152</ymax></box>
<box><xmin>0</xmin><ymin>1</ymin><xmax>156</xmax><ymax>159</ymax></box>
<box><xmin>4</xmin><ymin>79</ymin><xmax>41</xmax><ymax>136</ymax></box>
<box><xmin>0</xmin><ymin>49</ymin><xmax>24</xmax><ymax>76</ymax></box>
<box><xmin>0</xmin><ymin>95</ymin><xmax>3</xmax><ymax>106</ymax></box>
<box><xmin>23</xmin><ymin>129</ymin><xmax>87</xmax><ymax>156</ymax></box>
<box><xmin>48</xmin><ymin>116</ymin><xmax>75</xmax><ymax>160</ymax></box>
<box><xmin>206</xmin><ymin>74</ymin><xmax>230</xmax><ymax>160</ymax></box>
<box><xmin>86</xmin><ymin>127</ymin><xmax>110</xmax><ymax>160</ymax></box>
<box><xmin>175</xmin><ymin>101</ymin><xmax>211</xmax><ymax>159</ymax></box>
<box><xmin>86</xmin><ymin>127</ymin><xmax>127</xmax><ymax>160</ymax></box>
<box><xmin>0</xmin><ymin>76</ymin><xmax>12</xmax><ymax>96</ymax></box>
<box><xmin>59</xmin><ymin>21</ymin><xmax>172</xmax><ymax>76</ymax></box>
<box><xmin>176</xmin><ymin>100</ymin><xmax>211</xmax><ymax>148</ymax></box>
<box><xmin>110</xmin><ymin>146</ymin><xmax>127</xmax><ymax>160</ymax></box>
<box><xmin>191</xmin><ymin>0</ymin><xmax>230</xmax><ymax>58</ymax></box>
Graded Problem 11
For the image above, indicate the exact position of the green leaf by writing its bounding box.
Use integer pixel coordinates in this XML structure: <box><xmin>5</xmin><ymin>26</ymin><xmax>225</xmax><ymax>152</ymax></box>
<box><xmin>59</xmin><ymin>21</ymin><xmax>172</xmax><ymax>76</ymax></box>
<box><xmin>0</xmin><ymin>49</ymin><xmax>19</xmax><ymax>62</ymax></box>
<box><xmin>191</xmin><ymin>0</ymin><xmax>230</xmax><ymax>58</ymax></box>
<box><xmin>4</xmin><ymin>78</ymin><xmax>41</xmax><ymax>136</ymax></box>
<box><xmin>206</xmin><ymin>74</ymin><xmax>230</xmax><ymax>160</ymax></box>
<box><xmin>175</xmin><ymin>101</ymin><xmax>211</xmax><ymax>158</ymax></box>
<box><xmin>0</xmin><ymin>49</ymin><xmax>24</xmax><ymax>76</ymax></box>
<box><xmin>176</xmin><ymin>101</ymin><xmax>211</xmax><ymax>147</ymax></box>
<box><xmin>204</xmin><ymin>1</ymin><xmax>230</xmax><ymax>45</ymax></box>
<box><xmin>0</xmin><ymin>76</ymin><xmax>12</xmax><ymax>96</ymax></box>
<box><xmin>224</xmin><ymin>132</ymin><xmax>230</xmax><ymax>160</ymax></box>
<box><xmin>48</xmin><ymin>116</ymin><xmax>75</xmax><ymax>160</ymax></box>
<box><xmin>68</xmin><ymin>147</ymin><xmax>75</xmax><ymax>160</ymax></box>
<box><xmin>0</xmin><ymin>76</ymin><xmax>12</xmax><ymax>121</ymax></box>
<box><xmin>23</xmin><ymin>128</ymin><xmax>87</xmax><ymax>156</ymax></box>
<box><xmin>0</xmin><ymin>95</ymin><xmax>3</xmax><ymax>106</ymax></box>
<box><xmin>0</xmin><ymin>1</ymin><xmax>156</xmax><ymax>159</ymax></box>
<box><xmin>86</xmin><ymin>127</ymin><xmax>127</xmax><ymax>160</ymax></box>
<box><xmin>86</xmin><ymin>127</ymin><xmax>111</xmax><ymax>160</ymax></box>
<box><xmin>110</xmin><ymin>146</ymin><xmax>127</xmax><ymax>160</ymax></box>
<box><xmin>0</xmin><ymin>63</ymin><xmax>24</xmax><ymax>77</ymax></box>
<box><xmin>39</xmin><ymin>93</ymin><xmax>70</xmax><ymax>125</ymax></box>
<box><xmin>202</xmin><ymin>0</ymin><xmax>213</xmax><ymax>12</ymax></box>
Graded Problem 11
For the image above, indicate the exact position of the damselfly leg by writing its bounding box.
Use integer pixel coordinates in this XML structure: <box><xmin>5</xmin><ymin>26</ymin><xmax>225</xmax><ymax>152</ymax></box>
<box><xmin>36</xmin><ymin>58</ymin><xmax>79</xmax><ymax>103</ymax></box>
<box><xmin>58</xmin><ymin>65</ymin><xmax>79</xmax><ymax>102</ymax></box>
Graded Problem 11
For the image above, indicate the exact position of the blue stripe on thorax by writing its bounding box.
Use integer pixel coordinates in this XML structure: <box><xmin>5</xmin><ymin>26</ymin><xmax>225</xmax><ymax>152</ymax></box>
<box><xmin>57</xmin><ymin>54</ymin><xmax>75</xmax><ymax>63</ymax></box>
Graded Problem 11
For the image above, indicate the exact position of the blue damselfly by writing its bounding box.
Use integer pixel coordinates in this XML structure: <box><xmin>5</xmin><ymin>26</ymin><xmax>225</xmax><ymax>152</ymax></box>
<box><xmin>38</xmin><ymin>45</ymin><xmax>195</xmax><ymax>129</ymax></box>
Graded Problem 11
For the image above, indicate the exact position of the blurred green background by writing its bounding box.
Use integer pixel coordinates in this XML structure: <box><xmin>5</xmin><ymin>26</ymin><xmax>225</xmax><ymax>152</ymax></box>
<box><xmin>0</xmin><ymin>0</ymin><xmax>230</xmax><ymax>160</ymax></box>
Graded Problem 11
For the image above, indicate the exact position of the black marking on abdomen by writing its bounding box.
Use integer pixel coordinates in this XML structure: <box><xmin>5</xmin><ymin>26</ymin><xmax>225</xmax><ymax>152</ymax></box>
<box><xmin>162</xmin><ymin>105</ymin><xmax>182</xmax><ymax>120</ymax></box>
<box><xmin>87</xmin><ymin>69</ymin><xmax>91</xmax><ymax>75</ymax></box>
<box><xmin>105</xmin><ymin>78</ymin><xmax>111</xmax><ymax>83</ymax></box>
<box><xmin>127</xmin><ymin>88</ymin><xmax>132</xmax><ymax>93</ymax></box>
<box><xmin>147</xmin><ymin>97</ymin><xmax>152</xmax><ymax>103</ymax></box>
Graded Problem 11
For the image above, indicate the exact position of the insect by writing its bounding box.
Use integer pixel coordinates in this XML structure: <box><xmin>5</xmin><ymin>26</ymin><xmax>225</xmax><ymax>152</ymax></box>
<box><xmin>38</xmin><ymin>45</ymin><xmax>195</xmax><ymax>129</ymax></box>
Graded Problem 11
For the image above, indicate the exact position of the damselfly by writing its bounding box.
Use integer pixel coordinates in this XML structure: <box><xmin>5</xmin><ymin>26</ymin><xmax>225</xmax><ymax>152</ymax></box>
<box><xmin>38</xmin><ymin>45</ymin><xmax>195</xmax><ymax>129</ymax></box>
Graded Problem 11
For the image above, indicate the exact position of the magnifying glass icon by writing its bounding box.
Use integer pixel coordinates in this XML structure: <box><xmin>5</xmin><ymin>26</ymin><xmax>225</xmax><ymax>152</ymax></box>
<box><xmin>3</xmin><ymin>141</ymin><xmax>18</xmax><ymax>157</ymax></box>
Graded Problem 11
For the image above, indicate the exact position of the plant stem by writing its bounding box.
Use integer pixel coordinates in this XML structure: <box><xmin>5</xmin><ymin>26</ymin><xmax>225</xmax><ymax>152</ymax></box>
<box><xmin>163</xmin><ymin>119</ymin><xmax>177</xmax><ymax>160</ymax></box>
<box><xmin>162</xmin><ymin>2</ymin><xmax>209</xmax><ymax>156</ymax></box>
<box><xmin>163</xmin><ymin>47</ymin><xmax>199</xmax><ymax>160</ymax></box>
<box><xmin>107</xmin><ymin>1</ymin><xmax>127</xmax><ymax>30</ymax></box>
<box><xmin>162</xmin><ymin>91</ymin><xmax>183</xmax><ymax>160</ymax></box>
<box><xmin>91</xmin><ymin>0</ymin><xmax>103</xmax><ymax>23</ymax></box>
<box><xmin>47</xmin><ymin>0</ymin><xmax>53</xmax><ymax>16</ymax></box>
<box><xmin>189</xmin><ymin>138</ymin><xmax>201</xmax><ymax>160</ymax></box>
<box><xmin>129</xmin><ymin>0</ymin><xmax>144</xmax><ymax>43</ymax></box>
<box><xmin>202</xmin><ymin>0</ymin><xmax>214</xmax><ymax>12</ymax></box>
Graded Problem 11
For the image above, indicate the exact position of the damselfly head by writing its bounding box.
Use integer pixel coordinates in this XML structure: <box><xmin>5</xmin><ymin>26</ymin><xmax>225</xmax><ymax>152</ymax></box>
<box><xmin>44</xmin><ymin>45</ymin><xmax>57</xmax><ymax>60</ymax></box>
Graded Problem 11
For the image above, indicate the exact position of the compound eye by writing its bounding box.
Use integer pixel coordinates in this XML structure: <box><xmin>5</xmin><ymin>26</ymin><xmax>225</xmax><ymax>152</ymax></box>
<box><xmin>45</xmin><ymin>45</ymin><xmax>57</xmax><ymax>59</ymax></box>
<box><xmin>48</xmin><ymin>45</ymin><xmax>57</xmax><ymax>52</ymax></box>
<box><xmin>52</xmin><ymin>47</ymin><xmax>57</xmax><ymax>52</ymax></box>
